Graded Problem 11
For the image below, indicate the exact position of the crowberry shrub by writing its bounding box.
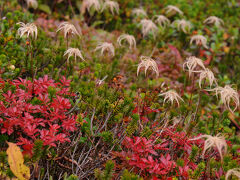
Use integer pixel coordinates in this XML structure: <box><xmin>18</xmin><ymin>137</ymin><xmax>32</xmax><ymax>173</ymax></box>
<box><xmin>0</xmin><ymin>76</ymin><xmax>77</xmax><ymax>155</ymax></box>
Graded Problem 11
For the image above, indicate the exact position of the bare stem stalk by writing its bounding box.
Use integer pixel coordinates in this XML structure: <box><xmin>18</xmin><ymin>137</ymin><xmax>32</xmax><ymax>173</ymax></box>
<box><xmin>188</xmin><ymin>74</ymin><xmax>195</xmax><ymax>106</ymax></box>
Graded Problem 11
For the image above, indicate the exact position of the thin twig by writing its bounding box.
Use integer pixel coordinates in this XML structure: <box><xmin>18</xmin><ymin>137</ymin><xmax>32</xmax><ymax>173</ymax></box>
<box><xmin>97</xmin><ymin>111</ymin><xmax>112</xmax><ymax>133</ymax></box>
<box><xmin>65</xmin><ymin>98</ymin><xmax>81</xmax><ymax>115</ymax></box>
<box><xmin>90</xmin><ymin>108</ymin><xmax>96</xmax><ymax>135</ymax></box>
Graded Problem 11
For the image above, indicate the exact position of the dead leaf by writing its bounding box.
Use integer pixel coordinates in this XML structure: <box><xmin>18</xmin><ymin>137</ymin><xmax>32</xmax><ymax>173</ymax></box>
<box><xmin>6</xmin><ymin>142</ymin><xmax>30</xmax><ymax>180</ymax></box>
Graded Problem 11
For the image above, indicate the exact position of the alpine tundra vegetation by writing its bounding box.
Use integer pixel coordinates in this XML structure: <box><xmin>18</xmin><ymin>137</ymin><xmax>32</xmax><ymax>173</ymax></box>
<box><xmin>1</xmin><ymin>0</ymin><xmax>240</xmax><ymax>179</ymax></box>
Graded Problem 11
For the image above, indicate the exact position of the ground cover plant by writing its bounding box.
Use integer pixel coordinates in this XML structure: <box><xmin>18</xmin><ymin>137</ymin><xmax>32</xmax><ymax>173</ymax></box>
<box><xmin>1</xmin><ymin>0</ymin><xmax>240</xmax><ymax>179</ymax></box>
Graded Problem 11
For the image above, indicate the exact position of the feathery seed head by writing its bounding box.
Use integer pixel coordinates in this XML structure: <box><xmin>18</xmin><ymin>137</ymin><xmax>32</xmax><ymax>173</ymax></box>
<box><xmin>198</xmin><ymin>68</ymin><xmax>217</xmax><ymax>88</ymax></box>
<box><xmin>165</xmin><ymin>5</ymin><xmax>183</xmax><ymax>16</ymax></box>
<box><xmin>183</xmin><ymin>56</ymin><xmax>205</xmax><ymax>76</ymax></box>
<box><xmin>137</xmin><ymin>56</ymin><xmax>159</xmax><ymax>77</ymax></box>
<box><xmin>191</xmin><ymin>134</ymin><xmax>227</xmax><ymax>161</ymax></box>
<box><xmin>139</xmin><ymin>19</ymin><xmax>158</xmax><ymax>37</ymax></box>
<box><xmin>190</xmin><ymin>35</ymin><xmax>208</xmax><ymax>49</ymax></box>
<box><xmin>64</xmin><ymin>48</ymin><xmax>85</xmax><ymax>63</ymax></box>
<box><xmin>57</xmin><ymin>22</ymin><xmax>80</xmax><ymax>38</ymax></box>
<box><xmin>204</xmin><ymin>16</ymin><xmax>224</xmax><ymax>26</ymax></box>
<box><xmin>152</xmin><ymin>15</ymin><xmax>170</xmax><ymax>28</ymax></box>
<box><xmin>25</xmin><ymin>0</ymin><xmax>38</xmax><ymax>9</ymax></box>
<box><xmin>95</xmin><ymin>42</ymin><xmax>115</xmax><ymax>57</ymax></box>
<box><xmin>81</xmin><ymin>0</ymin><xmax>101</xmax><ymax>14</ymax></box>
<box><xmin>172</xmin><ymin>19</ymin><xmax>191</xmax><ymax>34</ymax></box>
<box><xmin>102</xmin><ymin>0</ymin><xmax>119</xmax><ymax>15</ymax></box>
<box><xmin>132</xmin><ymin>8</ymin><xmax>147</xmax><ymax>17</ymax></box>
<box><xmin>117</xmin><ymin>34</ymin><xmax>136</xmax><ymax>49</ymax></box>
<box><xmin>159</xmin><ymin>90</ymin><xmax>184</xmax><ymax>106</ymax></box>
<box><xmin>17</xmin><ymin>22</ymin><xmax>38</xmax><ymax>39</ymax></box>
<box><xmin>209</xmin><ymin>85</ymin><xmax>239</xmax><ymax>113</ymax></box>
<box><xmin>225</xmin><ymin>168</ymin><xmax>240</xmax><ymax>180</ymax></box>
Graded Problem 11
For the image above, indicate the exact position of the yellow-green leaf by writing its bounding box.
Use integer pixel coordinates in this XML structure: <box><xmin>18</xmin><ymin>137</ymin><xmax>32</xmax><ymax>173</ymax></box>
<box><xmin>6</xmin><ymin>142</ymin><xmax>30</xmax><ymax>180</ymax></box>
<box><xmin>38</xmin><ymin>4</ymin><xmax>52</xmax><ymax>15</ymax></box>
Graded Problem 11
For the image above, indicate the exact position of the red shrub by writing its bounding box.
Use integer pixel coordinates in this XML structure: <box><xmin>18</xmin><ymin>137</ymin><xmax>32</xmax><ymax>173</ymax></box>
<box><xmin>0</xmin><ymin>76</ymin><xmax>77</xmax><ymax>155</ymax></box>
<box><xmin>115</xmin><ymin>128</ymin><xmax>203</xmax><ymax>179</ymax></box>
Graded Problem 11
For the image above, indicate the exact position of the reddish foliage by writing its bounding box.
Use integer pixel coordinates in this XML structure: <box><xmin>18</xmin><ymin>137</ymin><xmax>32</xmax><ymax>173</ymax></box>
<box><xmin>168</xmin><ymin>44</ymin><xmax>182</xmax><ymax>61</ymax></box>
<box><xmin>0</xmin><ymin>76</ymin><xmax>77</xmax><ymax>155</ymax></box>
<box><xmin>115</xmin><ymin>128</ymin><xmax>203</xmax><ymax>179</ymax></box>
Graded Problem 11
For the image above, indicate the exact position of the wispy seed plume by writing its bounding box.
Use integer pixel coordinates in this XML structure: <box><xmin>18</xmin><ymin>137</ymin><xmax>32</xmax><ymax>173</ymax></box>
<box><xmin>95</xmin><ymin>42</ymin><xmax>115</xmax><ymax>57</ymax></box>
<box><xmin>64</xmin><ymin>48</ymin><xmax>85</xmax><ymax>63</ymax></box>
<box><xmin>190</xmin><ymin>35</ymin><xmax>208</xmax><ymax>49</ymax></box>
<box><xmin>25</xmin><ymin>0</ymin><xmax>38</xmax><ymax>9</ymax></box>
<box><xmin>190</xmin><ymin>134</ymin><xmax>227</xmax><ymax>161</ymax></box>
<box><xmin>204</xmin><ymin>16</ymin><xmax>224</xmax><ymax>26</ymax></box>
<box><xmin>81</xmin><ymin>0</ymin><xmax>101</xmax><ymax>14</ymax></box>
<box><xmin>137</xmin><ymin>56</ymin><xmax>159</xmax><ymax>77</ymax></box>
<box><xmin>117</xmin><ymin>34</ymin><xmax>136</xmax><ymax>49</ymax></box>
<box><xmin>208</xmin><ymin>85</ymin><xmax>239</xmax><ymax>113</ymax></box>
<box><xmin>132</xmin><ymin>8</ymin><xmax>147</xmax><ymax>17</ymax></box>
<box><xmin>139</xmin><ymin>19</ymin><xmax>158</xmax><ymax>37</ymax></box>
<box><xmin>17</xmin><ymin>22</ymin><xmax>38</xmax><ymax>39</ymax></box>
<box><xmin>183</xmin><ymin>56</ymin><xmax>205</xmax><ymax>76</ymax></box>
<box><xmin>102</xmin><ymin>0</ymin><xmax>119</xmax><ymax>15</ymax></box>
<box><xmin>152</xmin><ymin>15</ymin><xmax>170</xmax><ymax>28</ymax></box>
<box><xmin>172</xmin><ymin>19</ymin><xmax>191</xmax><ymax>34</ymax></box>
<box><xmin>165</xmin><ymin>5</ymin><xmax>183</xmax><ymax>16</ymax></box>
<box><xmin>159</xmin><ymin>90</ymin><xmax>184</xmax><ymax>107</ymax></box>
<box><xmin>225</xmin><ymin>168</ymin><xmax>240</xmax><ymax>180</ymax></box>
<box><xmin>198</xmin><ymin>68</ymin><xmax>217</xmax><ymax>88</ymax></box>
<box><xmin>57</xmin><ymin>22</ymin><xmax>80</xmax><ymax>38</ymax></box>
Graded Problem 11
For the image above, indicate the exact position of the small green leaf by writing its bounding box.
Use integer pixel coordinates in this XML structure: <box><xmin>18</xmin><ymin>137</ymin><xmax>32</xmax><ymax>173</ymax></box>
<box><xmin>38</xmin><ymin>4</ymin><xmax>52</xmax><ymax>15</ymax></box>
<box><xmin>91</xmin><ymin>21</ymin><xmax>104</xmax><ymax>28</ymax></box>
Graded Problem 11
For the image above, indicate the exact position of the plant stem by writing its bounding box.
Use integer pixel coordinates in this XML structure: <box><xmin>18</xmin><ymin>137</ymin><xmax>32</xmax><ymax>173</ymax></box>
<box><xmin>30</xmin><ymin>41</ymin><xmax>34</xmax><ymax>80</ymax></box>
<box><xmin>26</xmin><ymin>43</ymin><xmax>29</xmax><ymax>71</ymax></box>
<box><xmin>187</xmin><ymin>79</ymin><xmax>206</xmax><ymax>135</ymax></box>
<box><xmin>66</xmin><ymin>34</ymin><xmax>69</xmax><ymax>49</ymax></box>
<box><xmin>188</xmin><ymin>74</ymin><xmax>195</xmax><ymax>106</ymax></box>
<box><xmin>28</xmin><ymin>38</ymin><xmax>35</xmax><ymax>96</ymax></box>
<box><xmin>66</xmin><ymin>35</ymin><xmax>69</xmax><ymax>74</ymax></box>
<box><xmin>192</xmin><ymin>89</ymin><xmax>202</xmax><ymax>122</ymax></box>
<box><xmin>212</xmin><ymin>115</ymin><xmax>216</xmax><ymax>134</ymax></box>
<box><xmin>68</xmin><ymin>0</ymin><xmax>75</xmax><ymax>16</ymax></box>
